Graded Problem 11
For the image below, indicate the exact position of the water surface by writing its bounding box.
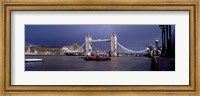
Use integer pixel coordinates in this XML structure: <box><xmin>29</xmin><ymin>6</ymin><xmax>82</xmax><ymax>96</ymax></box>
<box><xmin>25</xmin><ymin>56</ymin><xmax>152</xmax><ymax>71</ymax></box>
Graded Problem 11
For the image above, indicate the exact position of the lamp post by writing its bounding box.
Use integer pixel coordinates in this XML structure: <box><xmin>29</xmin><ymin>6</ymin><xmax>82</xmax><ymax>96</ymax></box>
<box><xmin>155</xmin><ymin>40</ymin><xmax>159</xmax><ymax>49</ymax></box>
<box><xmin>159</xmin><ymin>25</ymin><xmax>167</xmax><ymax>56</ymax></box>
<box><xmin>155</xmin><ymin>40</ymin><xmax>159</xmax><ymax>56</ymax></box>
<box><xmin>168</xmin><ymin>25</ymin><xmax>172</xmax><ymax>57</ymax></box>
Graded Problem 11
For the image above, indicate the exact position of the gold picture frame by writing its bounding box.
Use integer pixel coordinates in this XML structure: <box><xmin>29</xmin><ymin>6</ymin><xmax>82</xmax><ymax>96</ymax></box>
<box><xmin>0</xmin><ymin>0</ymin><xmax>199</xmax><ymax>96</ymax></box>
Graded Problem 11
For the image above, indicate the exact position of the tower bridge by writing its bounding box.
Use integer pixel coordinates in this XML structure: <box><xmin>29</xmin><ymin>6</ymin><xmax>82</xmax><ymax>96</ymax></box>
<box><xmin>85</xmin><ymin>34</ymin><xmax>118</xmax><ymax>56</ymax></box>
<box><xmin>65</xmin><ymin>33</ymin><xmax>148</xmax><ymax>57</ymax></box>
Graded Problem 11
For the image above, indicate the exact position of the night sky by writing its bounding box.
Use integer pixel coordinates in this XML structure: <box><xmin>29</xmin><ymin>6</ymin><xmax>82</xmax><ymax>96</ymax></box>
<box><xmin>25</xmin><ymin>25</ymin><xmax>175</xmax><ymax>51</ymax></box>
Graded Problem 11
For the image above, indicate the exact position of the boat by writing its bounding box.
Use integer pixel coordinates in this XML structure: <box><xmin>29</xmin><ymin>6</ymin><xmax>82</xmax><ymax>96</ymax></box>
<box><xmin>83</xmin><ymin>53</ymin><xmax>111</xmax><ymax>61</ymax></box>
<box><xmin>25</xmin><ymin>59</ymin><xmax>43</xmax><ymax>62</ymax></box>
<box><xmin>64</xmin><ymin>52</ymin><xmax>83</xmax><ymax>56</ymax></box>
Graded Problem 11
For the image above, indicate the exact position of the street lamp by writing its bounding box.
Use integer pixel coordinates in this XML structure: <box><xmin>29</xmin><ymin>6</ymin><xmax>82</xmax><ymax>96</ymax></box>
<box><xmin>155</xmin><ymin>40</ymin><xmax>159</xmax><ymax>55</ymax></box>
<box><xmin>159</xmin><ymin>25</ymin><xmax>166</xmax><ymax>30</ymax></box>
<box><xmin>155</xmin><ymin>40</ymin><xmax>159</xmax><ymax>48</ymax></box>
<box><xmin>159</xmin><ymin>25</ymin><xmax>167</xmax><ymax>56</ymax></box>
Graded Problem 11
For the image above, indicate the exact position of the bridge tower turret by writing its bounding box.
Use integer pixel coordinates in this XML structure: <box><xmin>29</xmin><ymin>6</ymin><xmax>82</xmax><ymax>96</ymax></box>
<box><xmin>85</xmin><ymin>34</ymin><xmax>92</xmax><ymax>56</ymax></box>
<box><xmin>110</xmin><ymin>33</ymin><xmax>118</xmax><ymax>57</ymax></box>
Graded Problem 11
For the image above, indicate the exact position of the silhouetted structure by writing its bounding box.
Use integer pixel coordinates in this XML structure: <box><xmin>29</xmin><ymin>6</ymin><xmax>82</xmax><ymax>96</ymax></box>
<box><xmin>159</xmin><ymin>25</ymin><xmax>174</xmax><ymax>58</ymax></box>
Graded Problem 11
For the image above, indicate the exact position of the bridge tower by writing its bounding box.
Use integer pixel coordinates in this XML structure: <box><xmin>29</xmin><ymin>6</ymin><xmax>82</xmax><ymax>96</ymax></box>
<box><xmin>110</xmin><ymin>33</ymin><xmax>118</xmax><ymax>57</ymax></box>
<box><xmin>85</xmin><ymin>34</ymin><xmax>92</xmax><ymax>56</ymax></box>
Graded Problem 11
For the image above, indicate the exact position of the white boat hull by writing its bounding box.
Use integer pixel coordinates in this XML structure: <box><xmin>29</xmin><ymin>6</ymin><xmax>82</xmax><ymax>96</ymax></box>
<box><xmin>25</xmin><ymin>59</ymin><xmax>43</xmax><ymax>62</ymax></box>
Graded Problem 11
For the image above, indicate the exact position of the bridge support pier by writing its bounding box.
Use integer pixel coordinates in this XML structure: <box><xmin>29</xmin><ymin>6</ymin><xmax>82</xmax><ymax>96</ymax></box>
<box><xmin>110</xmin><ymin>33</ymin><xmax>118</xmax><ymax>57</ymax></box>
<box><xmin>85</xmin><ymin>34</ymin><xmax>92</xmax><ymax>56</ymax></box>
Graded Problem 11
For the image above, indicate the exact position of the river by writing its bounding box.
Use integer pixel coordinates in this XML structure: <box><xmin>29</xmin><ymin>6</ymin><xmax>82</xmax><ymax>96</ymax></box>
<box><xmin>25</xmin><ymin>56</ymin><xmax>174</xmax><ymax>71</ymax></box>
